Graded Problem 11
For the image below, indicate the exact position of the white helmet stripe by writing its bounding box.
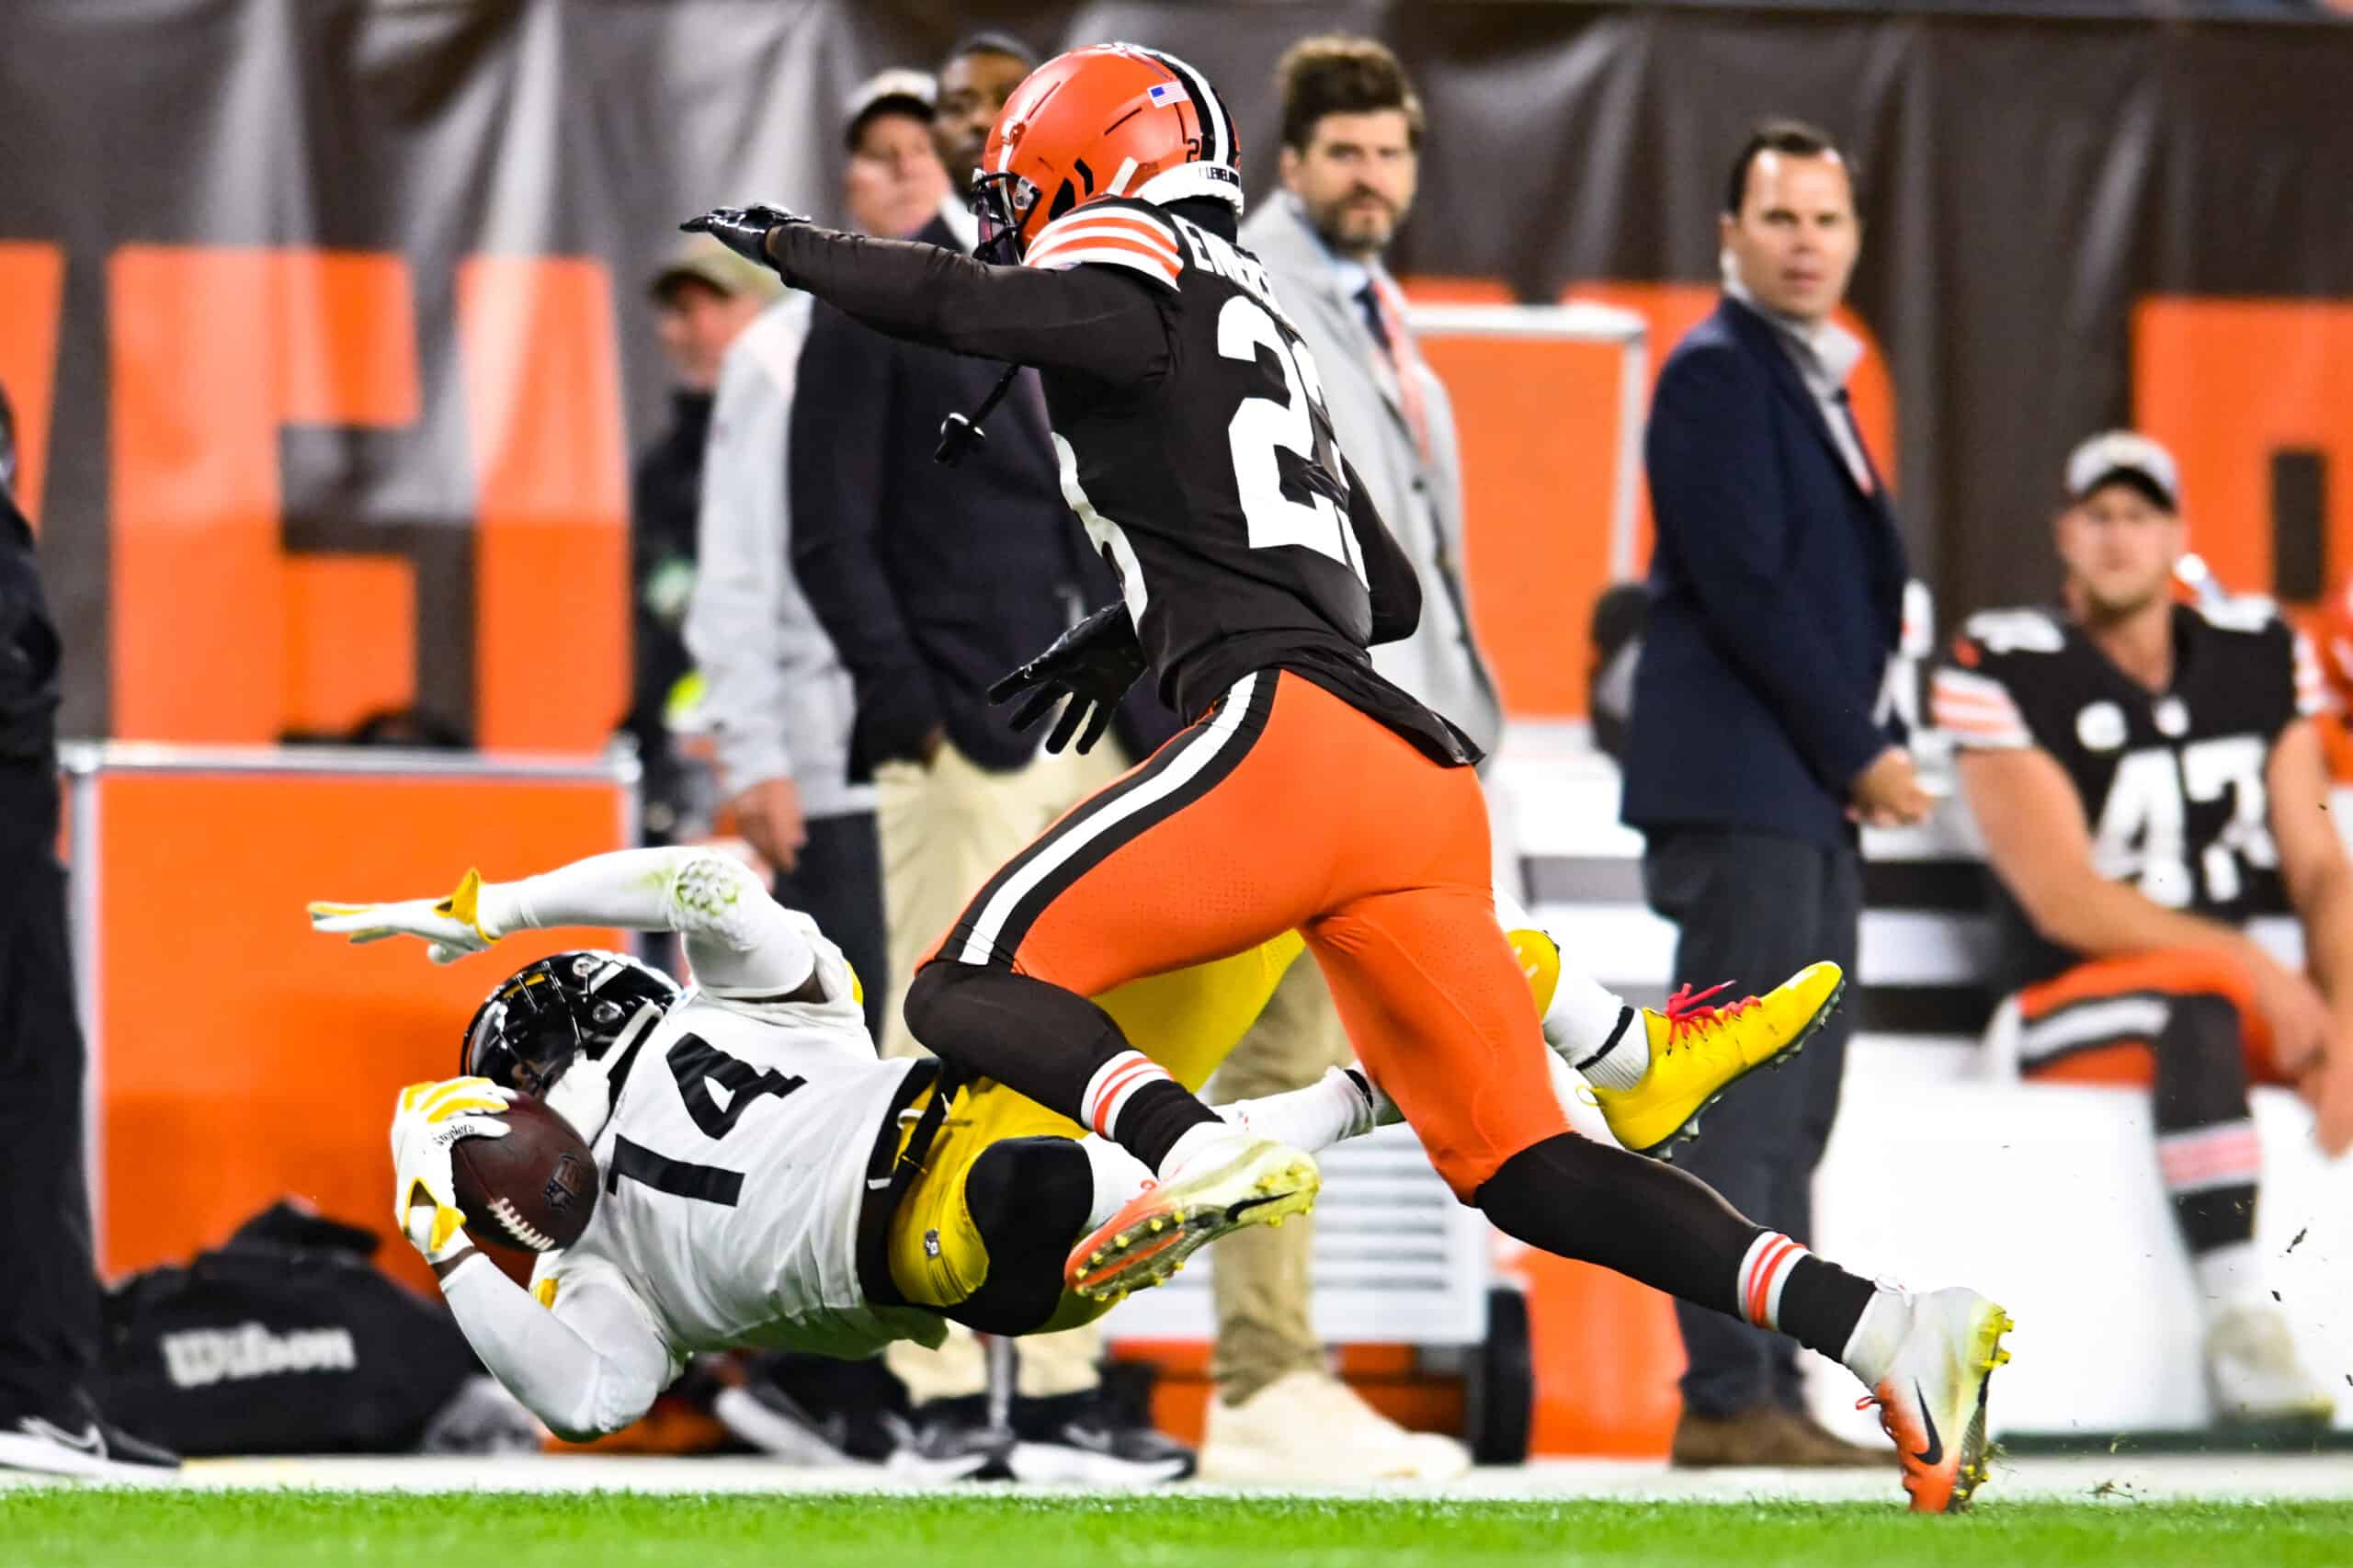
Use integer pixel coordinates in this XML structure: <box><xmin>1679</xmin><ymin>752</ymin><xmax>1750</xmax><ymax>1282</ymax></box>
<box><xmin>1140</xmin><ymin>47</ymin><xmax>1229</xmax><ymax>167</ymax></box>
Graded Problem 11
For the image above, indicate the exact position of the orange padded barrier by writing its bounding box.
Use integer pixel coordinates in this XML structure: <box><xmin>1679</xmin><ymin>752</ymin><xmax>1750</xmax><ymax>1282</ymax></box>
<box><xmin>75</xmin><ymin>756</ymin><xmax>629</xmax><ymax>1298</ymax></box>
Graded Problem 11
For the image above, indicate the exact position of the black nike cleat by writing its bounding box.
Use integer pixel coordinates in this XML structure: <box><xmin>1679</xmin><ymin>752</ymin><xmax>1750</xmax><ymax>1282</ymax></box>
<box><xmin>1008</xmin><ymin>1391</ymin><xmax>1195</xmax><ymax>1485</ymax></box>
<box><xmin>880</xmin><ymin>1395</ymin><xmax>1015</xmax><ymax>1482</ymax></box>
<box><xmin>0</xmin><ymin>1392</ymin><xmax>179</xmax><ymax>1482</ymax></box>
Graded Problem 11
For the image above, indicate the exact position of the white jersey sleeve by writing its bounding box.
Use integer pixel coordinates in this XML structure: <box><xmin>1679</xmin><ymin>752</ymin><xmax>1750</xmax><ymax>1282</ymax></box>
<box><xmin>481</xmin><ymin>846</ymin><xmax>839</xmax><ymax>1003</ymax></box>
<box><xmin>438</xmin><ymin>1250</ymin><xmax>675</xmax><ymax>1442</ymax></box>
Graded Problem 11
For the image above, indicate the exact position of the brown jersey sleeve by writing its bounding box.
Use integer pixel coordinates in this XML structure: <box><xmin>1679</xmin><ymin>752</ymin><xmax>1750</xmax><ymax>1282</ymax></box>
<box><xmin>764</xmin><ymin>223</ymin><xmax>1169</xmax><ymax>387</ymax></box>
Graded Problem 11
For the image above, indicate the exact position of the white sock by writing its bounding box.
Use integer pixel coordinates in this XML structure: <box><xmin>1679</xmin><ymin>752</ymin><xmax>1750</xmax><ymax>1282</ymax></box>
<box><xmin>2193</xmin><ymin>1240</ymin><xmax>2268</xmax><ymax>1321</ymax></box>
<box><xmin>1567</xmin><ymin>998</ymin><xmax>1646</xmax><ymax>1092</ymax></box>
<box><xmin>1495</xmin><ymin>892</ymin><xmax>1643</xmax><ymax>1081</ymax></box>
<box><xmin>1160</xmin><ymin>1118</ymin><xmax>1255</xmax><ymax>1178</ymax></box>
<box><xmin>1838</xmin><ymin>1286</ymin><xmax>1912</xmax><ymax>1390</ymax></box>
<box><xmin>1216</xmin><ymin>1066</ymin><xmax>1377</xmax><ymax>1153</ymax></box>
<box><xmin>1076</xmin><ymin>1134</ymin><xmax>1155</xmax><ymax>1232</ymax></box>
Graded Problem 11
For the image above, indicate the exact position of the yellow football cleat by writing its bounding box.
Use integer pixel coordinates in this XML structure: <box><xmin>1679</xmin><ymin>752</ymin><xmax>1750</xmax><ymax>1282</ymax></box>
<box><xmin>1592</xmin><ymin>961</ymin><xmax>1846</xmax><ymax>1156</ymax></box>
<box><xmin>1065</xmin><ymin>1135</ymin><xmax>1320</xmax><ymax>1302</ymax></box>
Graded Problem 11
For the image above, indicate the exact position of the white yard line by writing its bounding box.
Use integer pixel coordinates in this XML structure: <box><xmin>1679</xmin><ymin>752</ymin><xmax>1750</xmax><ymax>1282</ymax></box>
<box><xmin>8</xmin><ymin>1452</ymin><xmax>2353</xmax><ymax>1503</ymax></box>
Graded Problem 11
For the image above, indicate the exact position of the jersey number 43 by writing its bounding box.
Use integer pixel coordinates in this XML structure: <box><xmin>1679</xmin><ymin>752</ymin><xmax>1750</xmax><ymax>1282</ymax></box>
<box><xmin>2092</xmin><ymin>736</ymin><xmax>2278</xmax><ymax>907</ymax></box>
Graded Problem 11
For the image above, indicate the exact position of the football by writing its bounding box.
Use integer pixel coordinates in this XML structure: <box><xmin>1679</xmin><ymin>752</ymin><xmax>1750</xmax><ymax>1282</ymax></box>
<box><xmin>448</xmin><ymin>1096</ymin><xmax>599</xmax><ymax>1254</ymax></box>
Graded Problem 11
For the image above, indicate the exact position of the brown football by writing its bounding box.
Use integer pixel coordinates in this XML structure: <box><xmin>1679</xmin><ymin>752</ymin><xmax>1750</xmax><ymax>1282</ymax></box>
<box><xmin>449</xmin><ymin>1096</ymin><xmax>598</xmax><ymax>1254</ymax></box>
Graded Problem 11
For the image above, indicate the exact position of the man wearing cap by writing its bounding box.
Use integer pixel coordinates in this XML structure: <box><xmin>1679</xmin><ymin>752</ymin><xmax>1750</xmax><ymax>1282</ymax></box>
<box><xmin>782</xmin><ymin>34</ymin><xmax>1188</xmax><ymax>1483</ymax></box>
<box><xmin>687</xmin><ymin>66</ymin><xmax>949</xmax><ymax>1040</ymax></box>
<box><xmin>630</xmin><ymin>237</ymin><xmax>779</xmax><ymax>850</ymax></box>
<box><xmin>1934</xmin><ymin>429</ymin><xmax>2353</xmax><ymax>1425</ymax></box>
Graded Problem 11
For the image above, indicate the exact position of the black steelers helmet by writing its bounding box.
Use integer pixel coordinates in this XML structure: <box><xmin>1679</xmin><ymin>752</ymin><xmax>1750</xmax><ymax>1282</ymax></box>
<box><xmin>460</xmin><ymin>949</ymin><xmax>681</xmax><ymax>1096</ymax></box>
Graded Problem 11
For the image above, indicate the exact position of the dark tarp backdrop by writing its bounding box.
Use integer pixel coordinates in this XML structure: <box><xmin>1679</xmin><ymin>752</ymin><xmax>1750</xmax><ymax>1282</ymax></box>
<box><xmin>2</xmin><ymin>0</ymin><xmax>2347</xmax><ymax>741</ymax></box>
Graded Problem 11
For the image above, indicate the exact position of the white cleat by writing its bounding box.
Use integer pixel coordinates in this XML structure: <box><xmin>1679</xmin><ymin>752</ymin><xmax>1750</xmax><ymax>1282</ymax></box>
<box><xmin>1199</xmin><ymin>1369</ymin><xmax>1470</xmax><ymax>1484</ymax></box>
<box><xmin>1859</xmin><ymin>1287</ymin><xmax>2014</xmax><ymax>1514</ymax></box>
<box><xmin>1064</xmin><ymin>1134</ymin><xmax>1319</xmax><ymax>1302</ymax></box>
<box><xmin>2206</xmin><ymin>1304</ymin><xmax>2336</xmax><ymax>1426</ymax></box>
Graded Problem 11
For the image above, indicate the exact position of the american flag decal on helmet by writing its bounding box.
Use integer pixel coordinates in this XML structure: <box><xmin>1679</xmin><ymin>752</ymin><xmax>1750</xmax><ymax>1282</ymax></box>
<box><xmin>1148</xmin><ymin>82</ymin><xmax>1182</xmax><ymax>106</ymax></box>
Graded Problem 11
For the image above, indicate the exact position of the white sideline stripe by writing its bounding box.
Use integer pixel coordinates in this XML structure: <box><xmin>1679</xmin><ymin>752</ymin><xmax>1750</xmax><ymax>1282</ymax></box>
<box><xmin>957</xmin><ymin>674</ymin><xmax>1262</xmax><ymax>964</ymax></box>
<box><xmin>38</xmin><ymin>1452</ymin><xmax>2353</xmax><ymax>1500</ymax></box>
<box><xmin>2020</xmin><ymin>996</ymin><xmax>2171</xmax><ymax>1057</ymax></box>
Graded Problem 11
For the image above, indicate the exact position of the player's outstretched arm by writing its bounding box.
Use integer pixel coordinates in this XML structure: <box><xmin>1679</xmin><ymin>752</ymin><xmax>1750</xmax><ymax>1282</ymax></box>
<box><xmin>310</xmin><ymin>847</ymin><xmax>821</xmax><ymax>994</ymax></box>
<box><xmin>685</xmin><ymin>207</ymin><xmax>1166</xmax><ymax>385</ymax></box>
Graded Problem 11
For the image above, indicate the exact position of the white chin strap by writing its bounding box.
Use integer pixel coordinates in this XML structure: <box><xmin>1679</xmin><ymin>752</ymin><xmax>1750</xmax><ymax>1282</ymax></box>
<box><xmin>542</xmin><ymin>999</ymin><xmax>665</xmax><ymax>1144</ymax></box>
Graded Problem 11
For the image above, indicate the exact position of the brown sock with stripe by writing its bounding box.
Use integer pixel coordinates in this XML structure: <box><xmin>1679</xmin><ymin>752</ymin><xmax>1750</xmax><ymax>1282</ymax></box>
<box><xmin>902</xmin><ymin>960</ymin><xmax>1222</xmax><ymax>1170</ymax></box>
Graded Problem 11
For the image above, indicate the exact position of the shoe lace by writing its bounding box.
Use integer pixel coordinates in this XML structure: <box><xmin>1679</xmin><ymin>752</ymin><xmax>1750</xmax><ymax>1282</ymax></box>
<box><xmin>1662</xmin><ymin>981</ymin><xmax>1760</xmax><ymax>1052</ymax></box>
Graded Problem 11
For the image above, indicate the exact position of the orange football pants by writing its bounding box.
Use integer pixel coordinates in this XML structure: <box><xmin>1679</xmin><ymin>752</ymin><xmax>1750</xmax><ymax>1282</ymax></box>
<box><xmin>2016</xmin><ymin>947</ymin><xmax>2281</xmax><ymax>1086</ymax></box>
<box><xmin>935</xmin><ymin>669</ymin><xmax>1567</xmax><ymax>1197</ymax></box>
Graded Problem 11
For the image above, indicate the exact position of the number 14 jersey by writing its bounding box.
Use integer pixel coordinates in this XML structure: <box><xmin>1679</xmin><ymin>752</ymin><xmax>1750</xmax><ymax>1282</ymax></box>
<box><xmin>1934</xmin><ymin>599</ymin><xmax>2328</xmax><ymax>991</ymax></box>
<box><xmin>531</xmin><ymin>931</ymin><xmax>942</xmax><ymax>1368</ymax></box>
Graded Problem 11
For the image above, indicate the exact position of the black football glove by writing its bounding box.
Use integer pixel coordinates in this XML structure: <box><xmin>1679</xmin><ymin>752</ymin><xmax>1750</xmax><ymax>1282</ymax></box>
<box><xmin>680</xmin><ymin>205</ymin><xmax>810</xmax><ymax>273</ymax></box>
<box><xmin>987</xmin><ymin>604</ymin><xmax>1147</xmax><ymax>756</ymax></box>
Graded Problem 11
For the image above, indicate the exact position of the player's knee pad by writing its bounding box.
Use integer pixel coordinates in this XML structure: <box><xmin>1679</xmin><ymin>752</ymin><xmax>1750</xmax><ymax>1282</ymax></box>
<box><xmin>899</xmin><ymin>960</ymin><xmax>965</xmax><ymax>1043</ymax></box>
<box><xmin>941</xmin><ymin>1135</ymin><xmax>1094</xmax><ymax>1336</ymax></box>
<box><xmin>2151</xmin><ymin>993</ymin><xmax>2255</xmax><ymax>1133</ymax></box>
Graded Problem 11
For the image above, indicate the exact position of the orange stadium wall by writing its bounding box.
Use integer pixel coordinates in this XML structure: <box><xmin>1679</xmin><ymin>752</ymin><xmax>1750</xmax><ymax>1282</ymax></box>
<box><xmin>65</xmin><ymin>749</ymin><xmax>633</xmax><ymax>1301</ymax></box>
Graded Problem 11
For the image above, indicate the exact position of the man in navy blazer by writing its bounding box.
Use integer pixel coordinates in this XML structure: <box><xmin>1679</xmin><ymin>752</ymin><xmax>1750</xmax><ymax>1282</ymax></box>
<box><xmin>1623</xmin><ymin>120</ymin><xmax>1933</xmax><ymax>1467</ymax></box>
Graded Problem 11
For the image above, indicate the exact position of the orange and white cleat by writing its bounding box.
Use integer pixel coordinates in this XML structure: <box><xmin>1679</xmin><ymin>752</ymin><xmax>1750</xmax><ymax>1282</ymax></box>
<box><xmin>1065</xmin><ymin>1134</ymin><xmax>1318</xmax><ymax>1302</ymax></box>
<box><xmin>1859</xmin><ymin>1287</ymin><xmax>2015</xmax><ymax>1513</ymax></box>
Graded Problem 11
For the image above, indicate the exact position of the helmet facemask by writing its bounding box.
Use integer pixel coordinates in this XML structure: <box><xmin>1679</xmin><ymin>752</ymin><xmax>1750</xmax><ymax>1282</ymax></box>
<box><xmin>460</xmin><ymin>951</ymin><xmax>679</xmax><ymax>1142</ymax></box>
<box><xmin>972</xmin><ymin>169</ymin><xmax>1041</xmax><ymax>265</ymax></box>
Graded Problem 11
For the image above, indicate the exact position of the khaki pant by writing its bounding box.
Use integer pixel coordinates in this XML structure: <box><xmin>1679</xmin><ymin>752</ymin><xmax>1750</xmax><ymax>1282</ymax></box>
<box><xmin>875</xmin><ymin>738</ymin><xmax>1125</xmax><ymax>1403</ymax></box>
<box><xmin>1206</xmin><ymin>949</ymin><xmax>1350</xmax><ymax>1405</ymax></box>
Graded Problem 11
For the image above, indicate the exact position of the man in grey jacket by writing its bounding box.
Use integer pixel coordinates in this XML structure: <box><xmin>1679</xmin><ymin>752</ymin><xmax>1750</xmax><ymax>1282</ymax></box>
<box><xmin>685</xmin><ymin>69</ymin><xmax>949</xmax><ymax>1037</ymax></box>
<box><xmin>1207</xmin><ymin>36</ymin><xmax>1499</xmax><ymax>1483</ymax></box>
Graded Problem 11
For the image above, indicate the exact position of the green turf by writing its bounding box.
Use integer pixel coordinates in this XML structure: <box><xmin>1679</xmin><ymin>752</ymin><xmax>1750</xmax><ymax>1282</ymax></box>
<box><xmin>5</xmin><ymin>1491</ymin><xmax>2349</xmax><ymax>1568</ymax></box>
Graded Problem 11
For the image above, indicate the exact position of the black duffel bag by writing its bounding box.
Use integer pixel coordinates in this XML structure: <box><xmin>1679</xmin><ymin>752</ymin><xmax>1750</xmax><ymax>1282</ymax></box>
<box><xmin>93</xmin><ymin>1199</ymin><xmax>529</xmax><ymax>1455</ymax></box>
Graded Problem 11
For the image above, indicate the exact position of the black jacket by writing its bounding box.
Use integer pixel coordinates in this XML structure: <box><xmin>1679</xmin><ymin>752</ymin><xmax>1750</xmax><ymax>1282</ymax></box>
<box><xmin>627</xmin><ymin>388</ymin><xmax>711</xmax><ymax>824</ymax></box>
<box><xmin>1622</xmin><ymin>297</ymin><xmax>1908</xmax><ymax>851</ymax></box>
<box><xmin>0</xmin><ymin>480</ymin><xmax>61</xmax><ymax>851</ymax></box>
<box><xmin>787</xmin><ymin>213</ymin><xmax>1174</xmax><ymax>778</ymax></box>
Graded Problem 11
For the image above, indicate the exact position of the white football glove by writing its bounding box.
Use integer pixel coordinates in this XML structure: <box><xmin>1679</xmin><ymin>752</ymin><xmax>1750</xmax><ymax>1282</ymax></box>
<box><xmin>391</xmin><ymin>1076</ymin><xmax>515</xmax><ymax>1265</ymax></box>
<box><xmin>312</xmin><ymin>868</ymin><xmax>500</xmax><ymax>963</ymax></box>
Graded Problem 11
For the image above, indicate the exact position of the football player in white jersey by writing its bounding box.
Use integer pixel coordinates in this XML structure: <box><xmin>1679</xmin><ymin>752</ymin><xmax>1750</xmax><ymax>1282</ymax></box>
<box><xmin>315</xmin><ymin>841</ymin><xmax>1852</xmax><ymax>1467</ymax></box>
<box><xmin>312</xmin><ymin>846</ymin><xmax>1519</xmax><ymax>1459</ymax></box>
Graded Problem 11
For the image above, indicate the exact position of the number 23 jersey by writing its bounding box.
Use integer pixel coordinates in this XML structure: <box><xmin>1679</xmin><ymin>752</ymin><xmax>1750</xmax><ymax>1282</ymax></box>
<box><xmin>1027</xmin><ymin>199</ymin><xmax>1471</xmax><ymax>765</ymax></box>
<box><xmin>530</xmin><ymin>939</ymin><xmax>941</xmax><ymax>1368</ymax></box>
<box><xmin>1933</xmin><ymin>599</ymin><xmax>2328</xmax><ymax>989</ymax></box>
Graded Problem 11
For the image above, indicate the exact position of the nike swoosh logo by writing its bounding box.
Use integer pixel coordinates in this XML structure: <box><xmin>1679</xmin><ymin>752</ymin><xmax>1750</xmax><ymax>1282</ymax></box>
<box><xmin>23</xmin><ymin>1416</ymin><xmax>105</xmax><ymax>1457</ymax></box>
<box><xmin>1912</xmin><ymin>1380</ymin><xmax>1943</xmax><ymax>1466</ymax></box>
